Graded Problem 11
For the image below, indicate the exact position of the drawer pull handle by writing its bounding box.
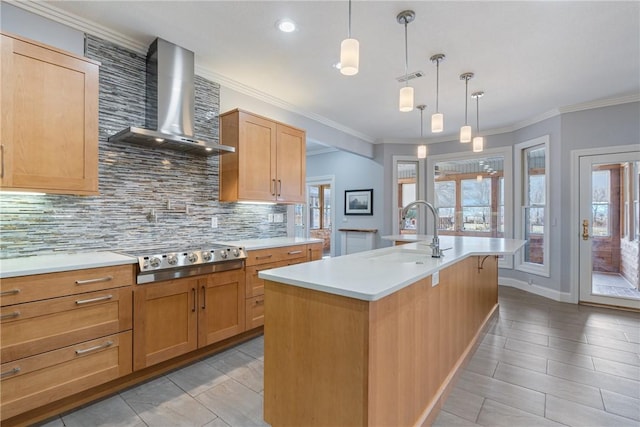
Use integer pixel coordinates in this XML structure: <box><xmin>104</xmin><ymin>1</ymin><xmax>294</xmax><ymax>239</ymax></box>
<box><xmin>0</xmin><ymin>311</ymin><xmax>20</xmax><ymax>320</ymax></box>
<box><xmin>75</xmin><ymin>340</ymin><xmax>113</xmax><ymax>355</ymax></box>
<box><xmin>255</xmin><ymin>254</ymin><xmax>273</xmax><ymax>260</ymax></box>
<box><xmin>1</xmin><ymin>367</ymin><xmax>20</xmax><ymax>378</ymax></box>
<box><xmin>75</xmin><ymin>276</ymin><xmax>113</xmax><ymax>285</ymax></box>
<box><xmin>255</xmin><ymin>299</ymin><xmax>264</xmax><ymax>306</ymax></box>
<box><xmin>0</xmin><ymin>289</ymin><xmax>20</xmax><ymax>296</ymax></box>
<box><xmin>287</xmin><ymin>250</ymin><xmax>302</xmax><ymax>255</ymax></box>
<box><xmin>76</xmin><ymin>295</ymin><xmax>113</xmax><ymax>305</ymax></box>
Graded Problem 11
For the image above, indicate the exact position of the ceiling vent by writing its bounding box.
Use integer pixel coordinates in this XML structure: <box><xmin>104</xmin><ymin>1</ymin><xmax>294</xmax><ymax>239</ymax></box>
<box><xmin>396</xmin><ymin>70</ymin><xmax>424</xmax><ymax>83</ymax></box>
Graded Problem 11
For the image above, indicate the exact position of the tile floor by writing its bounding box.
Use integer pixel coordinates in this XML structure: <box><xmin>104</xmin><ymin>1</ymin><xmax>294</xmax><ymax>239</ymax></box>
<box><xmin>41</xmin><ymin>286</ymin><xmax>639</xmax><ymax>427</ymax></box>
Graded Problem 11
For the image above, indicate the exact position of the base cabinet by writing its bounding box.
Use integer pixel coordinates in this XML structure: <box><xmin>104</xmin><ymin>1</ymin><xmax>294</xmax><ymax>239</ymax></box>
<box><xmin>133</xmin><ymin>269</ymin><xmax>245</xmax><ymax>370</ymax></box>
<box><xmin>0</xmin><ymin>264</ymin><xmax>134</xmax><ymax>422</ymax></box>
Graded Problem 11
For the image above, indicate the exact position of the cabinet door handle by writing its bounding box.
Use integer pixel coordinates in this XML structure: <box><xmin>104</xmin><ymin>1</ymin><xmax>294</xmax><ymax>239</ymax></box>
<box><xmin>287</xmin><ymin>250</ymin><xmax>302</xmax><ymax>255</ymax></box>
<box><xmin>75</xmin><ymin>294</ymin><xmax>113</xmax><ymax>305</ymax></box>
<box><xmin>75</xmin><ymin>276</ymin><xmax>113</xmax><ymax>285</ymax></box>
<box><xmin>0</xmin><ymin>367</ymin><xmax>20</xmax><ymax>379</ymax></box>
<box><xmin>192</xmin><ymin>288</ymin><xmax>196</xmax><ymax>312</ymax></box>
<box><xmin>582</xmin><ymin>219</ymin><xmax>589</xmax><ymax>240</ymax></box>
<box><xmin>0</xmin><ymin>289</ymin><xmax>20</xmax><ymax>296</ymax></box>
<box><xmin>201</xmin><ymin>285</ymin><xmax>206</xmax><ymax>310</ymax></box>
<box><xmin>0</xmin><ymin>311</ymin><xmax>20</xmax><ymax>320</ymax></box>
<box><xmin>271</xmin><ymin>179</ymin><xmax>276</xmax><ymax>196</ymax></box>
<box><xmin>255</xmin><ymin>254</ymin><xmax>273</xmax><ymax>260</ymax></box>
<box><xmin>277</xmin><ymin>179</ymin><xmax>282</xmax><ymax>197</ymax></box>
<box><xmin>75</xmin><ymin>340</ymin><xmax>113</xmax><ymax>355</ymax></box>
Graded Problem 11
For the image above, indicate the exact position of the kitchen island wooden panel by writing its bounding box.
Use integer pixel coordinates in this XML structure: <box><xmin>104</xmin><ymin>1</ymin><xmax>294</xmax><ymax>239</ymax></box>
<box><xmin>264</xmin><ymin>255</ymin><xmax>498</xmax><ymax>427</ymax></box>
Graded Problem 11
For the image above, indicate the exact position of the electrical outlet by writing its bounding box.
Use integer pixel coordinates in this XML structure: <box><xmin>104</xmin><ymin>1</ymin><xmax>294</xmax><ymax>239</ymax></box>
<box><xmin>432</xmin><ymin>271</ymin><xmax>440</xmax><ymax>287</ymax></box>
<box><xmin>268</xmin><ymin>214</ymin><xmax>274</xmax><ymax>222</ymax></box>
<box><xmin>211</xmin><ymin>217</ymin><xmax>218</xmax><ymax>228</ymax></box>
<box><xmin>274</xmin><ymin>213</ymin><xmax>284</xmax><ymax>223</ymax></box>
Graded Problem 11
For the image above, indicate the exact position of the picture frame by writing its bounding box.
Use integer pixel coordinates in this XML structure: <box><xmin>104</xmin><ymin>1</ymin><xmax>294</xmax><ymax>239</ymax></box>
<box><xmin>344</xmin><ymin>189</ymin><xmax>373</xmax><ymax>215</ymax></box>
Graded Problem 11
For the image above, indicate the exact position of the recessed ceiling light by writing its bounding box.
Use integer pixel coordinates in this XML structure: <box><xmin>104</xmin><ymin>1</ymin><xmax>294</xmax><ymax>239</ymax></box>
<box><xmin>276</xmin><ymin>18</ymin><xmax>296</xmax><ymax>33</ymax></box>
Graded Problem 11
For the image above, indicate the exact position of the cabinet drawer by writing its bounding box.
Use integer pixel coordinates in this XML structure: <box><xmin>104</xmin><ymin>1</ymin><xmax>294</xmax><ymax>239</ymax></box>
<box><xmin>0</xmin><ymin>330</ymin><xmax>132</xmax><ymax>421</ymax></box>
<box><xmin>1</xmin><ymin>287</ymin><xmax>132</xmax><ymax>363</ymax></box>
<box><xmin>245</xmin><ymin>245</ymin><xmax>308</xmax><ymax>267</ymax></box>
<box><xmin>1</xmin><ymin>265</ymin><xmax>134</xmax><ymax>306</ymax></box>
<box><xmin>246</xmin><ymin>258</ymin><xmax>307</xmax><ymax>298</ymax></box>
<box><xmin>246</xmin><ymin>295</ymin><xmax>264</xmax><ymax>329</ymax></box>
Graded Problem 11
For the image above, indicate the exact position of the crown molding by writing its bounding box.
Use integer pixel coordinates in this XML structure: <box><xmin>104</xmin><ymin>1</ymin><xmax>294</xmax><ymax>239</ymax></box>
<box><xmin>11</xmin><ymin>0</ymin><xmax>147</xmax><ymax>53</ymax></box>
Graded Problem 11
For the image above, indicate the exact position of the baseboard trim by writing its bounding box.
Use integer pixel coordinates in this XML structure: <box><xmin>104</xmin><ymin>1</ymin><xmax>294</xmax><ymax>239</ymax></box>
<box><xmin>498</xmin><ymin>277</ymin><xmax>573</xmax><ymax>303</ymax></box>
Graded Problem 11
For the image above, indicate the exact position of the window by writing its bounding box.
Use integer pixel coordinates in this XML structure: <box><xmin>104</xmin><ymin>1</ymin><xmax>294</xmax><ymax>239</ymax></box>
<box><xmin>461</xmin><ymin>178</ymin><xmax>492</xmax><ymax>232</ymax></box>
<box><xmin>591</xmin><ymin>170</ymin><xmax>610</xmax><ymax>237</ymax></box>
<box><xmin>394</xmin><ymin>159</ymin><xmax>420</xmax><ymax>234</ymax></box>
<box><xmin>309</xmin><ymin>184</ymin><xmax>330</xmax><ymax>230</ymax></box>
<box><xmin>434</xmin><ymin>181</ymin><xmax>455</xmax><ymax>231</ymax></box>
<box><xmin>515</xmin><ymin>135</ymin><xmax>550</xmax><ymax>276</ymax></box>
<box><xmin>498</xmin><ymin>177</ymin><xmax>505</xmax><ymax>233</ymax></box>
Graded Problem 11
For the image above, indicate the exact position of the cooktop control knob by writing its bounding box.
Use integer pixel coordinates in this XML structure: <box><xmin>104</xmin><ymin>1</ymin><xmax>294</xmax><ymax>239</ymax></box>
<box><xmin>232</xmin><ymin>248</ymin><xmax>240</xmax><ymax>257</ymax></box>
<box><xmin>187</xmin><ymin>252</ymin><xmax>198</xmax><ymax>263</ymax></box>
<box><xmin>149</xmin><ymin>257</ymin><xmax>161</xmax><ymax>268</ymax></box>
<box><xmin>202</xmin><ymin>251</ymin><xmax>213</xmax><ymax>262</ymax></box>
<box><xmin>220</xmin><ymin>250</ymin><xmax>228</xmax><ymax>259</ymax></box>
<box><xmin>167</xmin><ymin>254</ymin><xmax>178</xmax><ymax>265</ymax></box>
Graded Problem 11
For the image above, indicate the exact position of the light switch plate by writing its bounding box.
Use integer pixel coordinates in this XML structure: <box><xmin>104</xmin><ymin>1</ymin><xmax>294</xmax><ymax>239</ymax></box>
<box><xmin>432</xmin><ymin>271</ymin><xmax>440</xmax><ymax>287</ymax></box>
<box><xmin>211</xmin><ymin>217</ymin><xmax>218</xmax><ymax>228</ymax></box>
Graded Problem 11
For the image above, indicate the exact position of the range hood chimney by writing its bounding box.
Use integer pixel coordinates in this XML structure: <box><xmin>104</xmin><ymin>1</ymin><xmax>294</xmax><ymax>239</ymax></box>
<box><xmin>108</xmin><ymin>38</ymin><xmax>234</xmax><ymax>156</ymax></box>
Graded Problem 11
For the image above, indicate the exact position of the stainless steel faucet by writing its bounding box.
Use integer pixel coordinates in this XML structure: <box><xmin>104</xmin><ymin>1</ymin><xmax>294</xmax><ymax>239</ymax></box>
<box><xmin>401</xmin><ymin>200</ymin><xmax>443</xmax><ymax>258</ymax></box>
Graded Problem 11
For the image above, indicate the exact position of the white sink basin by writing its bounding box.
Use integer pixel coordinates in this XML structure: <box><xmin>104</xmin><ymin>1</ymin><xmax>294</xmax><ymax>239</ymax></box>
<box><xmin>364</xmin><ymin>249</ymin><xmax>431</xmax><ymax>264</ymax></box>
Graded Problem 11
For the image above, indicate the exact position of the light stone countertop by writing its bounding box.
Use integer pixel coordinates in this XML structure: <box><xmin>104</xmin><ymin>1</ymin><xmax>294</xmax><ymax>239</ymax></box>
<box><xmin>259</xmin><ymin>236</ymin><xmax>526</xmax><ymax>302</ymax></box>
<box><xmin>0</xmin><ymin>251</ymin><xmax>137</xmax><ymax>279</ymax></box>
<box><xmin>215</xmin><ymin>237</ymin><xmax>323</xmax><ymax>251</ymax></box>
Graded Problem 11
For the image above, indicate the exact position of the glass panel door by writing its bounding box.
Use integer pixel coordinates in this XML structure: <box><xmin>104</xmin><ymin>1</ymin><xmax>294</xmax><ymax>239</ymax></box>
<box><xmin>579</xmin><ymin>153</ymin><xmax>640</xmax><ymax>309</ymax></box>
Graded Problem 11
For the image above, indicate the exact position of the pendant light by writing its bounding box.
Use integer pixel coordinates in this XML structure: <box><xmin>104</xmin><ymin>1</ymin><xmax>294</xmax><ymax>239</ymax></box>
<box><xmin>459</xmin><ymin>72</ymin><xmax>474</xmax><ymax>143</ymax></box>
<box><xmin>397</xmin><ymin>10</ymin><xmax>415</xmax><ymax>112</ymax></box>
<box><xmin>472</xmin><ymin>91</ymin><xmax>484</xmax><ymax>153</ymax></box>
<box><xmin>430</xmin><ymin>54</ymin><xmax>445</xmax><ymax>133</ymax></box>
<box><xmin>340</xmin><ymin>0</ymin><xmax>359</xmax><ymax>76</ymax></box>
<box><xmin>417</xmin><ymin>104</ymin><xmax>427</xmax><ymax>158</ymax></box>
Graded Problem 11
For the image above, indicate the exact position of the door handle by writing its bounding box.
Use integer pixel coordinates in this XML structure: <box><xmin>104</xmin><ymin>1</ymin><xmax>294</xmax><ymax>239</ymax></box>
<box><xmin>582</xmin><ymin>219</ymin><xmax>589</xmax><ymax>240</ymax></box>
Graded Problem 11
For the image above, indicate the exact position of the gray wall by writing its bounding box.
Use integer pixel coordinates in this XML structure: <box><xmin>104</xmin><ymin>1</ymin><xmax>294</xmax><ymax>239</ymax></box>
<box><xmin>306</xmin><ymin>150</ymin><xmax>384</xmax><ymax>256</ymax></box>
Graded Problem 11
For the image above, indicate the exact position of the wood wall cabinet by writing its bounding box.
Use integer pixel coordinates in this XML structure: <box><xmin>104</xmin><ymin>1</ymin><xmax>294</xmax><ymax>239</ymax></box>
<box><xmin>0</xmin><ymin>264</ymin><xmax>134</xmax><ymax>421</ymax></box>
<box><xmin>133</xmin><ymin>269</ymin><xmax>245</xmax><ymax>370</ymax></box>
<box><xmin>0</xmin><ymin>32</ymin><xmax>100</xmax><ymax>195</ymax></box>
<box><xmin>220</xmin><ymin>109</ymin><xmax>306</xmax><ymax>204</ymax></box>
<box><xmin>244</xmin><ymin>244</ymin><xmax>320</xmax><ymax>329</ymax></box>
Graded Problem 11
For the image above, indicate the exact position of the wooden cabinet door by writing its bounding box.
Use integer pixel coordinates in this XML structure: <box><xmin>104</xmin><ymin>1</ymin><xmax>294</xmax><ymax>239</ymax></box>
<box><xmin>0</xmin><ymin>33</ymin><xmax>99</xmax><ymax>195</ymax></box>
<box><xmin>308</xmin><ymin>242</ymin><xmax>323</xmax><ymax>261</ymax></box>
<box><xmin>237</xmin><ymin>111</ymin><xmax>277</xmax><ymax>201</ymax></box>
<box><xmin>198</xmin><ymin>270</ymin><xmax>245</xmax><ymax>346</ymax></box>
<box><xmin>133</xmin><ymin>278</ymin><xmax>197</xmax><ymax>370</ymax></box>
<box><xmin>276</xmin><ymin>124</ymin><xmax>306</xmax><ymax>203</ymax></box>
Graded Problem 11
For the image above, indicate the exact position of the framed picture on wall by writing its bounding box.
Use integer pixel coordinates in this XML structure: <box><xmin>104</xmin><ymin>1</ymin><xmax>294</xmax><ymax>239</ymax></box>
<box><xmin>344</xmin><ymin>189</ymin><xmax>373</xmax><ymax>215</ymax></box>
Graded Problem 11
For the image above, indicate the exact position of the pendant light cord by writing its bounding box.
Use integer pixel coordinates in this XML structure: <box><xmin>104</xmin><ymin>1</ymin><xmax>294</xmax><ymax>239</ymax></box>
<box><xmin>435</xmin><ymin>60</ymin><xmax>440</xmax><ymax>112</ymax></box>
<box><xmin>476</xmin><ymin>96</ymin><xmax>481</xmax><ymax>134</ymax></box>
<box><xmin>404</xmin><ymin>20</ymin><xmax>409</xmax><ymax>87</ymax></box>
<box><xmin>348</xmin><ymin>0</ymin><xmax>352</xmax><ymax>38</ymax></box>
<box><xmin>420</xmin><ymin>108</ymin><xmax>424</xmax><ymax>138</ymax></box>
<box><xmin>464</xmin><ymin>79</ymin><xmax>469</xmax><ymax>125</ymax></box>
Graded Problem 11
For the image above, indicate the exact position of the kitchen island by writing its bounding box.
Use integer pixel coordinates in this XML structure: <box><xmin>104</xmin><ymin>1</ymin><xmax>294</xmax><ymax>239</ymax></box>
<box><xmin>259</xmin><ymin>236</ymin><xmax>525</xmax><ymax>427</ymax></box>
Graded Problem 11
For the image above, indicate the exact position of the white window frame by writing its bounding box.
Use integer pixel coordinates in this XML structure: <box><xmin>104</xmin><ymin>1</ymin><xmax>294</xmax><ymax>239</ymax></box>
<box><xmin>392</xmin><ymin>155</ymin><xmax>425</xmax><ymax>235</ymax></box>
<box><xmin>514</xmin><ymin>135</ymin><xmax>550</xmax><ymax>277</ymax></box>
<box><xmin>427</xmin><ymin>146</ymin><xmax>513</xmax><ymax>269</ymax></box>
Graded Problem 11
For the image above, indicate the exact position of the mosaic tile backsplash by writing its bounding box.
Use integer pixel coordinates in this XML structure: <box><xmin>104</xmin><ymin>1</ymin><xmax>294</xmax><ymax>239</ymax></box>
<box><xmin>0</xmin><ymin>35</ymin><xmax>287</xmax><ymax>259</ymax></box>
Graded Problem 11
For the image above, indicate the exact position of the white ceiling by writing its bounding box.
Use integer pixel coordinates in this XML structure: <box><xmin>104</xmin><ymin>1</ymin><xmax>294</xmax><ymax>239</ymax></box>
<box><xmin>35</xmin><ymin>1</ymin><xmax>640</xmax><ymax>146</ymax></box>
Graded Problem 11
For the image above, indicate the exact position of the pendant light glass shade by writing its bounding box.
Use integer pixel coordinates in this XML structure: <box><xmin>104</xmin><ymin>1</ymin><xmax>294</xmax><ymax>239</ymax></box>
<box><xmin>340</xmin><ymin>38</ymin><xmax>359</xmax><ymax>75</ymax></box>
<box><xmin>460</xmin><ymin>125</ymin><xmax>472</xmax><ymax>143</ymax></box>
<box><xmin>399</xmin><ymin>86</ymin><xmax>414</xmax><ymax>112</ymax></box>
<box><xmin>431</xmin><ymin>112</ymin><xmax>444</xmax><ymax>133</ymax></box>
<box><xmin>340</xmin><ymin>0</ymin><xmax>359</xmax><ymax>76</ymax></box>
<box><xmin>417</xmin><ymin>145</ymin><xmax>427</xmax><ymax>159</ymax></box>
<box><xmin>472</xmin><ymin>136</ymin><xmax>484</xmax><ymax>153</ymax></box>
<box><xmin>430</xmin><ymin>54</ymin><xmax>445</xmax><ymax>133</ymax></box>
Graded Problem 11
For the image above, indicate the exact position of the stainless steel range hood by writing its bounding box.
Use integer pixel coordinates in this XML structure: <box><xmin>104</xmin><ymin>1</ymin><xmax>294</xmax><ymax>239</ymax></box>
<box><xmin>108</xmin><ymin>38</ymin><xmax>234</xmax><ymax>156</ymax></box>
